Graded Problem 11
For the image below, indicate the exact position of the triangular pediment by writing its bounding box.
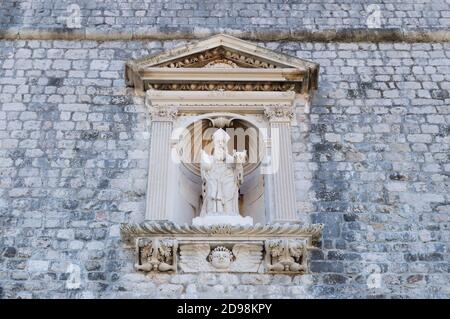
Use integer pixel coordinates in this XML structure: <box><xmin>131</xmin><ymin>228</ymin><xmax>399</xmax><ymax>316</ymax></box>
<box><xmin>125</xmin><ymin>34</ymin><xmax>319</xmax><ymax>93</ymax></box>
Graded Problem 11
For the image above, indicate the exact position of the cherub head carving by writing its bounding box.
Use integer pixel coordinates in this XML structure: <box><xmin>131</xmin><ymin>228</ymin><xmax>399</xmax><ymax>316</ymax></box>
<box><xmin>208</xmin><ymin>246</ymin><xmax>234</xmax><ymax>269</ymax></box>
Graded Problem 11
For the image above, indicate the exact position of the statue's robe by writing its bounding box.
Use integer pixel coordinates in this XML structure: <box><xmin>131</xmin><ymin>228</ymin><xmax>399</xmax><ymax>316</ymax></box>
<box><xmin>200</xmin><ymin>152</ymin><xmax>240</xmax><ymax>216</ymax></box>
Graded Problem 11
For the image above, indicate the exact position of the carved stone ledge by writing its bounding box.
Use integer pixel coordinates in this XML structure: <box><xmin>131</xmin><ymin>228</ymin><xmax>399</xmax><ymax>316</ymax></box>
<box><xmin>121</xmin><ymin>222</ymin><xmax>323</xmax><ymax>274</ymax></box>
<box><xmin>121</xmin><ymin>222</ymin><xmax>323</xmax><ymax>243</ymax></box>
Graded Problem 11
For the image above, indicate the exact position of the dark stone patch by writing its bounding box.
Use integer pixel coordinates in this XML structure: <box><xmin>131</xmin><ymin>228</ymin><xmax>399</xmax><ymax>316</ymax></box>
<box><xmin>88</xmin><ymin>272</ymin><xmax>107</xmax><ymax>281</ymax></box>
<box><xmin>111</xmin><ymin>96</ymin><xmax>134</xmax><ymax>105</ymax></box>
<box><xmin>85</xmin><ymin>261</ymin><xmax>102</xmax><ymax>271</ymax></box>
<box><xmin>75</xmin><ymin>230</ymin><xmax>92</xmax><ymax>241</ymax></box>
<box><xmin>59</xmin><ymin>273</ymin><xmax>69</xmax><ymax>280</ymax></box>
<box><xmin>97</xmin><ymin>179</ymin><xmax>109</xmax><ymax>189</ymax></box>
<box><xmin>343</xmin><ymin>213</ymin><xmax>357</xmax><ymax>222</ymax></box>
<box><xmin>316</xmin><ymin>190</ymin><xmax>342</xmax><ymax>201</ymax></box>
<box><xmin>47</xmin><ymin>77</ymin><xmax>64</xmax><ymax>87</ymax></box>
<box><xmin>312</xmin><ymin>142</ymin><xmax>334</xmax><ymax>159</ymax></box>
<box><xmin>3</xmin><ymin>247</ymin><xmax>16</xmax><ymax>258</ymax></box>
<box><xmin>347</xmin><ymin>89</ymin><xmax>363</xmax><ymax>99</ymax></box>
<box><xmin>310</xmin><ymin>249</ymin><xmax>324</xmax><ymax>261</ymax></box>
<box><xmin>311</xmin><ymin>213</ymin><xmax>342</xmax><ymax>238</ymax></box>
<box><xmin>62</xmin><ymin>200</ymin><xmax>79</xmax><ymax>210</ymax></box>
<box><xmin>438</xmin><ymin>125</ymin><xmax>450</xmax><ymax>138</ymax></box>
<box><xmin>323</xmin><ymin>274</ymin><xmax>348</xmax><ymax>284</ymax></box>
<box><xmin>406</xmin><ymin>274</ymin><xmax>425</xmax><ymax>284</ymax></box>
<box><xmin>111</xmin><ymin>273</ymin><xmax>120</xmax><ymax>282</ymax></box>
<box><xmin>389</xmin><ymin>172</ymin><xmax>408</xmax><ymax>181</ymax></box>
<box><xmin>315</xmin><ymin>201</ymin><xmax>348</xmax><ymax>213</ymax></box>
<box><xmin>310</xmin><ymin>261</ymin><xmax>344</xmax><ymax>273</ymax></box>
<box><xmin>327</xmin><ymin>250</ymin><xmax>344</xmax><ymax>260</ymax></box>
<box><xmin>418</xmin><ymin>253</ymin><xmax>443</xmax><ymax>261</ymax></box>
<box><xmin>8</xmin><ymin>149</ymin><xmax>25</xmax><ymax>160</ymax></box>
<box><xmin>99</xmin><ymin>132</ymin><xmax>115</xmax><ymax>139</ymax></box>
<box><xmin>431</xmin><ymin>89</ymin><xmax>449</xmax><ymax>100</ymax></box>
<box><xmin>359</xmin><ymin>81</ymin><xmax>374</xmax><ymax>91</ymax></box>
<box><xmin>81</xmin><ymin>131</ymin><xmax>99</xmax><ymax>141</ymax></box>
<box><xmin>404</xmin><ymin>253</ymin><xmax>417</xmax><ymax>262</ymax></box>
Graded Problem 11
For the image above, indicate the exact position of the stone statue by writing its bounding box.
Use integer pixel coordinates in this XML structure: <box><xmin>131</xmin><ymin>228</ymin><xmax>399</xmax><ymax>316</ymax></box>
<box><xmin>192</xmin><ymin>128</ymin><xmax>253</xmax><ymax>226</ymax></box>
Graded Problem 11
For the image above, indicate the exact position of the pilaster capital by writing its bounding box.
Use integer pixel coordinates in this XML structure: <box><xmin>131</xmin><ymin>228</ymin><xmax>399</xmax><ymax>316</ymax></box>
<box><xmin>150</xmin><ymin>106</ymin><xmax>178</xmax><ymax>122</ymax></box>
<box><xmin>264</xmin><ymin>106</ymin><xmax>294</xmax><ymax>123</ymax></box>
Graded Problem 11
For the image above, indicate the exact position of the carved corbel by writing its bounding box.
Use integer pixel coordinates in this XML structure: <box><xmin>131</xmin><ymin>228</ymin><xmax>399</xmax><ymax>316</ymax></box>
<box><xmin>135</xmin><ymin>238</ymin><xmax>178</xmax><ymax>272</ymax></box>
<box><xmin>264</xmin><ymin>238</ymin><xmax>307</xmax><ymax>273</ymax></box>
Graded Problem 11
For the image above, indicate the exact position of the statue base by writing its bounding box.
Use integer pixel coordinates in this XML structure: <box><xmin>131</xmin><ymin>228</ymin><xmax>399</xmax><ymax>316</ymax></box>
<box><xmin>192</xmin><ymin>215</ymin><xmax>253</xmax><ymax>227</ymax></box>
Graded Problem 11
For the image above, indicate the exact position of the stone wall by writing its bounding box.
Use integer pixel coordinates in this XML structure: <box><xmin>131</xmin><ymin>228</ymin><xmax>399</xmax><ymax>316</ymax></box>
<box><xmin>0</xmin><ymin>37</ymin><xmax>449</xmax><ymax>298</ymax></box>
<box><xmin>1</xmin><ymin>0</ymin><xmax>449</xmax><ymax>41</ymax></box>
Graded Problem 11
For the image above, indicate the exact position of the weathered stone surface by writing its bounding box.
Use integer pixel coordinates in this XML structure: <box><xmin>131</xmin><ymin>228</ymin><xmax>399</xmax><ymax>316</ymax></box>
<box><xmin>0</xmin><ymin>26</ymin><xmax>449</xmax><ymax>298</ymax></box>
<box><xmin>0</xmin><ymin>0</ymin><xmax>449</xmax><ymax>42</ymax></box>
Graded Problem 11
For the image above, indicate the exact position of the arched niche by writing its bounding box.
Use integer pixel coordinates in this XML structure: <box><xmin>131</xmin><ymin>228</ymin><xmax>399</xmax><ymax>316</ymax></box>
<box><xmin>168</xmin><ymin>113</ymin><xmax>269</xmax><ymax>225</ymax></box>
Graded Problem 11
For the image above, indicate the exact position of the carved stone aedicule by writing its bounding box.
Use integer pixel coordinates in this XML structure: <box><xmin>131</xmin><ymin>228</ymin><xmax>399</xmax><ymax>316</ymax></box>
<box><xmin>135</xmin><ymin>238</ymin><xmax>178</xmax><ymax>272</ymax></box>
<box><xmin>123</xmin><ymin>34</ymin><xmax>323</xmax><ymax>276</ymax></box>
<box><xmin>265</xmin><ymin>239</ymin><xmax>307</xmax><ymax>273</ymax></box>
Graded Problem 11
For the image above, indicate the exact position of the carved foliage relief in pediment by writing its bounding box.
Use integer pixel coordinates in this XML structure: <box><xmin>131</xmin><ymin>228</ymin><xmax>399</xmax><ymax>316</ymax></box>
<box><xmin>154</xmin><ymin>46</ymin><xmax>283</xmax><ymax>69</ymax></box>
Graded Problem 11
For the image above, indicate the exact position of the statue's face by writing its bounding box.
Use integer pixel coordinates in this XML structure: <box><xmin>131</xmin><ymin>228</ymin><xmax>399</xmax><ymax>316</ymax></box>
<box><xmin>210</xmin><ymin>251</ymin><xmax>232</xmax><ymax>269</ymax></box>
<box><xmin>213</xmin><ymin>143</ymin><xmax>226</xmax><ymax>161</ymax></box>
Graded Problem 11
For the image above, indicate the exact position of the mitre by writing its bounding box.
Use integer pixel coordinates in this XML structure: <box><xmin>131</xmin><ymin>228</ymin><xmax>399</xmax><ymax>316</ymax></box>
<box><xmin>212</xmin><ymin>128</ymin><xmax>230</xmax><ymax>144</ymax></box>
